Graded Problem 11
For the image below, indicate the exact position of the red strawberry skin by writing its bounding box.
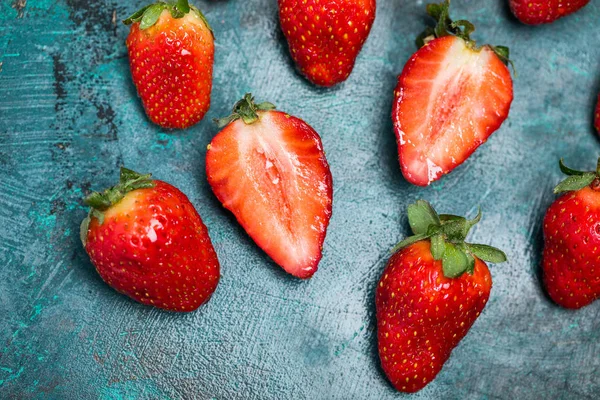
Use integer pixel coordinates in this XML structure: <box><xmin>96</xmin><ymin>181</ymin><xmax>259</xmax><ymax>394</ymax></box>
<box><xmin>206</xmin><ymin>110</ymin><xmax>332</xmax><ymax>279</ymax></box>
<box><xmin>595</xmin><ymin>94</ymin><xmax>600</xmax><ymax>134</ymax></box>
<box><xmin>392</xmin><ymin>36</ymin><xmax>513</xmax><ymax>186</ymax></box>
<box><xmin>543</xmin><ymin>186</ymin><xmax>600</xmax><ymax>309</ymax></box>
<box><xmin>126</xmin><ymin>10</ymin><xmax>214</xmax><ymax>129</ymax></box>
<box><xmin>278</xmin><ymin>0</ymin><xmax>376</xmax><ymax>86</ymax></box>
<box><xmin>84</xmin><ymin>181</ymin><xmax>220</xmax><ymax>311</ymax></box>
<box><xmin>376</xmin><ymin>241</ymin><xmax>492</xmax><ymax>392</ymax></box>
<box><xmin>509</xmin><ymin>0</ymin><xmax>590</xmax><ymax>25</ymax></box>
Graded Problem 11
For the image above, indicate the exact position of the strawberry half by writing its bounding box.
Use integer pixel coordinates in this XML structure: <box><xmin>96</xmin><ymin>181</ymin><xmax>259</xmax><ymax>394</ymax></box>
<box><xmin>377</xmin><ymin>200</ymin><xmax>506</xmax><ymax>392</ymax></box>
<box><xmin>206</xmin><ymin>94</ymin><xmax>333</xmax><ymax>278</ymax></box>
<box><xmin>124</xmin><ymin>0</ymin><xmax>214</xmax><ymax>129</ymax></box>
<box><xmin>543</xmin><ymin>158</ymin><xmax>600</xmax><ymax>309</ymax></box>
<box><xmin>509</xmin><ymin>0</ymin><xmax>590</xmax><ymax>25</ymax></box>
<box><xmin>278</xmin><ymin>0</ymin><xmax>376</xmax><ymax>86</ymax></box>
<box><xmin>81</xmin><ymin>168</ymin><xmax>220</xmax><ymax>311</ymax></box>
<box><xmin>392</xmin><ymin>1</ymin><xmax>513</xmax><ymax>186</ymax></box>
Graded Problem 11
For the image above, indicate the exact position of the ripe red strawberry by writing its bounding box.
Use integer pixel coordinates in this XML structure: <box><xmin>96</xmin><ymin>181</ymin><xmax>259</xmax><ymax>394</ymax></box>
<box><xmin>376</xmin><ymin>200</ymin><xmax>506</xmax><ymax>392</ymax></box>
<box><xmin>543</xmin><ymin>158</ymin><xmax>600</xmax><ymax>309</ymax></box>
<box><xmin>124</xmin><ymin>0</ymin><xmax>214</xmax><ymax>129</ymax></box>
<box><xmin>392</xmin><ymin>1</ymin><xmax>513</xmax><ymax>186</ymax></box>
<box><xmin>595</xmin><ymin>95</ymin><xmax>600</xmax><ymax>134</ymax></box>
<box><xmin>80</xmin><ymin>168</ymin><xmax>220</xmax><ymax>311</ymax></box>
<box><xmin>206</xmin><ymin>94</ymin><xmax>333</xmax><ymax>278</ymax></box>
<box><xmin>278</xmin><ymin>0</ymin><xmax>376</xmax><ymax>86</ymax></box>
<box><xmin>509</xmin><ymin>0</ymin><xmax>590</xmax><ymax>25</ymax></box>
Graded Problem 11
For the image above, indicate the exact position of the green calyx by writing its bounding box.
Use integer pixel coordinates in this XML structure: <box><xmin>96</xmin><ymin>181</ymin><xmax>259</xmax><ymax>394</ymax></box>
<box><xmin>214</xmin><ymin>93</ymin><xmax>276</xmax><ymax>128</ymax></box>
<box><xmin>394</xmin><ymin>200</ymin><xmax>507</xmax><ymax>278</ymax></box>
<box><xmin>417</xmin><ymin>0</ymin><xmax>512</xmax><ymax>67</ymax></box>
<box><xmin>553</xmin><ymin>158</ymin><xmax>600</xmax><ymax>194</ymax></box>
<box><xmin>123</xmin><ymin>0</ymin><xmax>211</xmax><ymax>32</ymax></box>
<box><xmin>80</xmin><ymin>167</ymin><xmax>154</xmax><ymax>246</ymax></box>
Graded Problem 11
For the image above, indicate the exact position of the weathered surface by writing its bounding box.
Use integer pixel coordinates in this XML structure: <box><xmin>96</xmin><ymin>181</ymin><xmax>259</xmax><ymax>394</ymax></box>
<box><xmin>1</xmin><ymin>0</ymin><xmax>599</xmax><ymax>398</ymax></box>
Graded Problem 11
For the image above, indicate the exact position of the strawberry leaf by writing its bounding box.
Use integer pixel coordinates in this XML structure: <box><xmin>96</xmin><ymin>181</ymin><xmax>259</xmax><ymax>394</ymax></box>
<box><xmin>392</xmin><ymin>233</ymin><xmax>430</xmax><ymax>253</ymax></box>
<box><xmin>466</xmin><ymin>244</ymin><xmax>507</xmax><ymax>263</ymax></box>
<box><xmin>442</xmin><ymin>242</ymin><xmax>469</xmax><ymax>278</ymax></box>
<box><xmin>430</xmin><ymin>234</ymin><xmax>445</xmax><ymax>260</ymax></box>
<box><xmin>140</xmin><ymin>3</ymin><xmax>166</xmax><ymax>30</ymax></box>
<box><xmin>559</xmin><ymin>158</ymin><xmax>586</xmax><ymax>176</ymax></box>
<box><xmin>123</xmin><ymin>4</ymin><xmax>153</xmax><ymax>25</ymax></box>
<box><xmin>215</xmin><ymin>93</ymin><xmax>276</xmax><ymax>128</ymax></box>
<box><xmin>84</xmin><ymin>167</ymin><xmax>155</xmax><ymax>213</ymax></box>
<box><xmin>407</xmin><ymin>199</ymin><xmax>440</xmax><ymax>235</ymax></box>
<box><xmin>553</xmin><ymin>173</ymin><xmax>596</xmax><ymax>194</ymax></box>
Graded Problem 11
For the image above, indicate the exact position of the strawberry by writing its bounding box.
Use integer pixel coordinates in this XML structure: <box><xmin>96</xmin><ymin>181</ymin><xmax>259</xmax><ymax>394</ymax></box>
<box><xmin>278</xmin><ymin>0</ymin><xmax>376</xmax><ymax>87</ymax></box>
<box><xmin>595</xmin><ymin>95</ymin><xmax>600</xmax><ymax>134</ymax></box>
<box><xmin>80</xmin><ymin>168</ymin><xmax>220</xmax><ymax>312</ymax></box>
<box><xmin>123</xmin><ymin>0</ymin><xmax>214</xmax><ymax>129</ymax></box>
<box><xmin>376</xmin><ymin>200</ymin><xmax>506</xmax><ymax>392</ymax></box>
<box><xmin>509</xmin><ymin>0</ymin><xmax>590</xmax><ymax>25</ymax></box>
<box><xmin>206</xmin><ymin>94</ymin><xmax>333</xmax><ymax>278</ymax></box>
<box><xmin>392</xmin><ymin>1</ymin><xmax>513</xmax><ymax>186</ymax></box>
<box><xmin>543</xmin><ymin>158</ymin><xmax>600</xmax><ymax>309</ymax></box>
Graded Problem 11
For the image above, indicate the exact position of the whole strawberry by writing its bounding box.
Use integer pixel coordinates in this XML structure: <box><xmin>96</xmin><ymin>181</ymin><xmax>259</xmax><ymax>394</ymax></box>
<box><xmin>376</xmin><ymin>200</ymin><xmax>506</xmax><ymax>392</ymax></box>
<box><xmin>278</xmin><ymin>0</ymin><xmax>376</xmax><ymax>87</ymax></box>
<box><xmin>206</xmin><ymin>94</ymin><xmax>333</xmax><ymax>279</ymax></box>
<box><xmin>392</xmin><ymin>1</ymin><xmax>513</xmax><ymax>186</ymax></box>
<box><xmin>510</xmin><ymin>0</ymin><xmax>590</xmax><ymax>25</ymax></box>
<box><xmin>543</xmin><ymin>158</ymin><xmax>600</xmax><ymax>309</ymax></box>
<box><xmin>80</xmin><ymin>167</ymin><xmax>220</xmax><ymax>311</ymax></box>
<box><xmin>124</xmin><ymin>0</ymin><xmax>214</xmax><ymax>129</ymax></box>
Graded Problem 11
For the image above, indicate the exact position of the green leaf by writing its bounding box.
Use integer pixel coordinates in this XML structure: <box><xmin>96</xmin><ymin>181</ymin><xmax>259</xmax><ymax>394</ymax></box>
<box><xmin>392</xmin><ymin>233</ymin><xmax>429</xmax><ymax>253</ymax></box>
<box><xmin>553</xmin><ymin>172</ymin><xmax>596</xmax><ymax>194</ymax></box>
<box><xmin>559</xmin><ymin>158</ymin><xmax>586</xmax><ymax>176</ymax></box>
<box><xmin>465</xmin><ymin>251</ymin><xmax>475</xmax><ymax>274</ymax></box>
<box><xmin>123</xmin><ymin>4</ymin><xmax>152</xmax><ymax>25</ymax></box>
<box><xmin>407</xmin><ymin>200</ymin><xmax>440</xmax><ymax>235</ymax></box>
<box><xmin>466</xmin><ymin>243</ymin><xmax>507</xmax><ymax>264</ymax></box>
<box><xmin>430</xmin><ymin>234</ymin><xmax>445</xmax><ymax>260</ymax></box>
<box><xmin>442</xmin><ymin>242</ymin><xmax>469</xmax><ymax>278</ymax></box>
<box><xmin>175</xmin><ymin>0</ymin><xmax>190</xmax><ymax>14</ymax></box>
<box><xmin>80</xmin><ymin>214</ymin><xmax>91</xmax><ymax>246</ymax></box>
<box><xmin>416</xmin><ymin>26</ymin><xmax>435</xmax><ymax>48</ymax></box>
<box><xmin>84</xmin><ymin>191</ymin><xmax>112</xmax><ymax>210</ymax></box>
<box><xmin>255</xmin><ymin>101</ymin><xmax>276</xmax><ymax>111</ymax></box>
<box><xmin>451</xmin><ymin>19</ymin><xmax>475</xmax><ymax>40</ymax></box>
<box><xmin>140</xmin><ymin>4</ymin><xmax>166</xmax><ymax>30</ymax></box>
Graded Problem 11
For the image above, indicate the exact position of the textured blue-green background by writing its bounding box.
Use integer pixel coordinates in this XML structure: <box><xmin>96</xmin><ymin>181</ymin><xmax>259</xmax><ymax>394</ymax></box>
<box><xmin>1</xmin><ymin>0</ymin><xmax>600</xmax><ymax>398</ymax></box>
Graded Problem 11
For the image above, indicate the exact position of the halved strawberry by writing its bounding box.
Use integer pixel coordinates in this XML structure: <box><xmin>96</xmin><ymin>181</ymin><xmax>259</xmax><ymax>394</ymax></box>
<box><xmin>392</xmin><ymin>1</ymin><xmax>513</xmax><ymax>186</ymax></box>
<box><xmin>206</xmin><ymin>94</ymin><xmax>333</xmax><ymax>278</ymax></box>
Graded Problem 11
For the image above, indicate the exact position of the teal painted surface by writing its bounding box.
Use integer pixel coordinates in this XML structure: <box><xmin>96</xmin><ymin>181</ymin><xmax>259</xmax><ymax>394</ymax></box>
<box><xmin>1</xmin><ymin>0</ymin><xmax>600</xmax><ymax>398</ymax></box>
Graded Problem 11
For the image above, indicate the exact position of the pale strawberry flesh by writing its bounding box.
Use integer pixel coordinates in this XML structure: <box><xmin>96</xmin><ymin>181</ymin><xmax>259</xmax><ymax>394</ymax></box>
<box><xmin>392</xmin><ymin>36</ymin><xmax>513</xmax><ymax>186</ymax></box>
<box><xmin>206</xmin><ymin>111</ymin><xmax>332</xmax><ymax>278</ymax></box>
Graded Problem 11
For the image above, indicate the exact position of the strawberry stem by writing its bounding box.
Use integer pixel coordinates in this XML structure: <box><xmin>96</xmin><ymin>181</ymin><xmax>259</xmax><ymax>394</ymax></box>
<box><xmin>214</xmin><ymin>93</ymin><xmax>276</xmax><ymax>128</ymax></box>
<box><xmin>394</xmin><ymin>200</ymin><xmax>506</xmax><ymax>278</ymax></box>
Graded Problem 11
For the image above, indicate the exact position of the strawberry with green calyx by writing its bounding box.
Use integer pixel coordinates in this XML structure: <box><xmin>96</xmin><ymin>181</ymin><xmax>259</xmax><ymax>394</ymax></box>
<box><xmin>392</xmin><ymin>0</ymin><xmax>513</xmax><ymax>186</ymax></box>
<box><xmin>81</xmin><ymin>167</ymin><xmax>220</xmax><ymax>312</ymax></box>
<box><xmin>123</xmin><ymin>0</ymin><xmax>214</xmax><ymax>129</ymax></box>
<box><xmin>377</xmin><ymin>200</ymin><xmax>506</xmax><ymax>392</ymax></box>
<box><xmin>543</xmin><ymin>158</ymin><xmax>600</xmax><ymax>309</ymax></box>
<box><xmin>206</xmin><ymin>94</ymin><xmax>333</xmax><ymax>279</ymax></box>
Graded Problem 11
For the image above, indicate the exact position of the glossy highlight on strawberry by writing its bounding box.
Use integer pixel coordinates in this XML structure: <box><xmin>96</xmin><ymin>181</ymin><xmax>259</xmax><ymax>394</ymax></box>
<box><xmin>206</xmin><ymin>94</ymin><xmax>333</xmax><ymax>278</ymax></box>
<box><xmin>81</xmin><ymin>168</ymin><xmax>220</xmax><ymax>312</ymax></box>
<box><xmin>124</xmin><ymin>0</ymin><xmax>214</xmax><ymax>129</ymax></box>
<box><xmin>376</xmin><ymin>200</ymin><xmax>506</xmax><ymax>392</ymax></box>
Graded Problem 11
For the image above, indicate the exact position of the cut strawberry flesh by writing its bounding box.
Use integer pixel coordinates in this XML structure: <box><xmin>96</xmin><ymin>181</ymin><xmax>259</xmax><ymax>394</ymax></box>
<box><xmin>393</xmin><ymin>36</ymin><xmax>513</xmax><ymax>186</ymax></box>
<box><xmin>206</xmin><ymin>111</ymin><xmax>332</xmax><ymax>278</ymax></box>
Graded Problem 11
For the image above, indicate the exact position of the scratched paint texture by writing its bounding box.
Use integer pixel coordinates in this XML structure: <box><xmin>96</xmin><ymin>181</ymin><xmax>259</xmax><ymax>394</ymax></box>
<box><xmin>1</xmin><ymin>0</ymin><xmax>600</xmax><ymax>398</ymax></box>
